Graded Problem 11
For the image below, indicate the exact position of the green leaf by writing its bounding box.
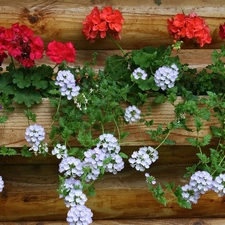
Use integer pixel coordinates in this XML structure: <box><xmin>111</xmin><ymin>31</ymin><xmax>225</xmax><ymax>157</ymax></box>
<box><xmin>196</xmin><ymin>152</ymin><xmax>210</xmax><ymax>164</ymax></box>
<box><xmin>86</xmin><ymin>185</ymin><xmax>96</xmax><ymax>197</ymax></box>
<box><xmin>0</xmin><ymin>115</ymin><xmax>8</xmax><ymax>123</ymax></box>
<box><xmin>152</xmin><ymin>183</ymin><xmax>167</xmax><ymax>206</ymax></box>
<box><xmin>134</xmin><ymin>76</ymin><xmax>159</xmax><ymax>91</ymax></box>
<box><xmin>153</xmin><ymin>94</ymin><xmax>166</xmax><ymax>104</ymax></box>
<box><xmin>174</xmin><ymin>186</ymin><xmax>192</xmax><ymax>209</ymax></box>
<box><xmin>132</xmin><ymin>50</ymin><xmax>157</xmax><ymax>68</ymax></box>
<box><xmin>12</xmin><ymin>71</ymin><xmax>32</xmax><ymax>88</ymax></box>
<box><xmin>0</xmin><ymin>146</ymin><xmax>17</xmax><ymax>156</ymax></box>
<box><xmin>0</xmin><ymin>73</ymin><xmax>14</xmax><ymax>94</ymax></box>
<box><xmin>154</xmin><ymin>0</ymin><xmax>162</xmax><ymax>5</ymax></box>
<box><xmin>119</xmin><ymin>152</ymin><xmax>128</xmax><ymax>159</ymax></box>
<box><xmin>32</xmin><ymin>77</ymin><xmax>48</xmax><ymax>89</ymax></box>
<box><xmin>186</xmin><ymin>137</ymin><xmax>198</xmax><ymax>147</ymax></box>
<box><xmin>24</xmin><ymin>109</ymin><xmax>36</xmax><ymax>122</ymax></box>
<box><xmin>21</xmin><ymin>145</ymin><xmax>33</xmax><ymax>157</ymax></box>
<box><xmin>194</xmin><ymin>116</ymin><xmax>203</xmax><ymax>132</ymax></box>
<box><xmin>13</xmin><ymin>89</ymin><xmax>42</xmax><ymax>107</ymax></box>
<box><xmin>211</xmin><ymin>126</ymin><xmax>223</xmax><ymax>138</ymax></box>
<box><xmin>200</xmin><ymin>134</ymin><xmax>212</xmax><ymax>146</ymax></box>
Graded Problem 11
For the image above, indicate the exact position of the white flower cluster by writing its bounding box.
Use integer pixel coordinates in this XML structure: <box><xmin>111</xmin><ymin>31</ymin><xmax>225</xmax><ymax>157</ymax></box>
<box><xmin>25</xmin><ymin>124</ymin><xmax>48</xmax><ymax>154</ymax></box>
<box><xmin>129</xmin><ymin>146</ymin><xmax>159</xmax><ymax>171</ymax></box>
<box><xmin>67</xmin><ymin>204</ymin><xmax>93</xmax><ymax>225</ymax></box>
<box><xmin>60</xmin><ymin>178</ymin><xmax>87</xmax><ymax>208</ymax></box>
<box><xmin>145</xmin><ymin>173</ymin><xmax>157</xmax><ymax>185</ymax></box>
<box><xmin>74</xmin><ymin>93</ymin><xmax>88</xmax><ymax>111</ymax></box>
<box><xmin>181</xmin><ymin>171</ymin><xmax>213</xmax><ymax>204</ymax></box>
<box><xmin>57</xmin><ymin>133</ymin><xmax>125</xmax><ymax>224</ymax></box>
<box><xmin>132</xmin><ymin>67</ymin><xmax>148</xmax><ymax>80</ymax></box>
<box><xmin>0</xmin><ymin>176</ymin><xmax>4</xmax><ymax>192</ymax></box>
<box><xmin>154</xmin><ymin>64</ymin><xmax>179</xmax><ymax>90</ymax></box>
<box><xmin>59</xmin><ymin>157</ymin><xmax>83</xmax><ymax>177</ymax></box>
<box><xmin>52</xmin><ymin>143</ymin><xmax>68</xmax><ymax>159</ymax></box>
<box><xmin>212</xmin><ymin>174</ymin><xmax>225</xmax><ymax>197</ymax></box>
<box><xmin>55</xmin><ymin>70</ymin><xmax>80</xmax><ymax>100</ymax></box>
<box><xmin>97</xmin><ymin>133</ymin><xmax>124</xmax><ymax>174</ymax></box>
<box><xmin>124</xmin><ymin>105</ymin><xmax>141</xmax><ymax>124</ymax></box>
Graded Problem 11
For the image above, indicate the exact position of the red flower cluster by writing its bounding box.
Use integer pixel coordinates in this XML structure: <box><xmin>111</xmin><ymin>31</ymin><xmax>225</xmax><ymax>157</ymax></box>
<box><xmin>0</xmin><ymin>23</ymin><xmax>44</xmax><ymax>67</ymax></box>
<box><xmin>82</xmin><ymin>6</ymin><xmax>124</xmax><ymax>43</ymax></box>
<box><xmin>46</xmin><ymin>41</ymin><xmax>76</xmax><ymax>64</ymax></box>
<box><xmin>167</xmin><ymin>13</ymin><xmax>212</xmax><ymax>47</ymax></box>
<box><xmin>219</xmin><ymin>23</ymin><xmax>225</xmax><ymax>39</ymax></box>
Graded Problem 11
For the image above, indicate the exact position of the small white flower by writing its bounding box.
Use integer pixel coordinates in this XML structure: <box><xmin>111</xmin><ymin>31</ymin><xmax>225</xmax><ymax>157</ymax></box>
<box><xmin>67</xmin><ymin>205</ymin><xmax>93</xmax><ymax>225</ymax></box>
<box><xmin>52</xmin><ymin>143</ymin><xmax>68</xmax><ymax>159</ymax></box>
<box><xmin>154</xmin><ymin>64</ymin><xmax>179</xmax><ymax>90</ymax></box>
<box><xmin>212</xmin><ymin>174</ymin><xmax>225</xmax><ymax>197</ymax></box>
<box><xmin>124</xmin><ymin>105</ymin><xmax>141</xmax><ymax>124</ymax></box>
<box><xmin>55</xmin><ymin>70</ymin><xmax>80</xmax><ymax>100</ymax></box>
<box><xmin>0</xmin><ymin>176</ymin><xmax>4</xmax><ymax>192</ymax></box>
<box><xmin>129</xmin><ymin>146</ymin><xmax>158</xmax><ymax>171</ymax></box>
<box><xmin>25</xmin><ymin>124</ymin><xmax>46</xmax><ymax>154</ymax></box>
<box><xmin>132</xmin><ymin>67</ymin><xmax>148</xmax><ymax>80</ymax></box>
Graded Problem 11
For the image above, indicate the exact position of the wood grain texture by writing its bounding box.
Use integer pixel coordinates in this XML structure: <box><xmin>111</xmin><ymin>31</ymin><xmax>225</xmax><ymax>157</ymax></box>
<box><xmin>0</xmin><ymin>1</ymin><xmax>224</xmax><ymax>223</ymax></box>
<box><xmin>0</xmin><ymin>145</ymin><xmax>202</xmax><ymax>165</ymax></box>
<box><xmin>1</xmin><ymin>48</ymin><xmax>215</xmax><ymax>72</ymax></box>
<box><xmin>0</xmin><ymin>0</ymin><xmax>224</xmax><ymax>50</ymax></box>
<box><xmin>0</xmin><ymin>97</ymin><xmax>220</xmax><ymax>147</ymax></box>
<box><xmin>0</xmin><ymin>161</ymin><xmax>225</xmax><ymax>221</ymax></box>
<box><xmin>1</xmin><ymin>219</ymin><xmax>225</xmax><ymax>225</ymax></box>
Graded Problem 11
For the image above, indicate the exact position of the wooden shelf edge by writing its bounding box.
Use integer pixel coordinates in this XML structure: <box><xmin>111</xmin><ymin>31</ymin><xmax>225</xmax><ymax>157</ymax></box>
<box><xmin>1</xmin><ymin>218</ymin><xmax>225</xmax><ymax>225</ymax></box>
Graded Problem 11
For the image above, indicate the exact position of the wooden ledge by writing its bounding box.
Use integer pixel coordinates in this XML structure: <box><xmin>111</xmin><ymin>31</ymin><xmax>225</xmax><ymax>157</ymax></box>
<box><xmin>0</xmin><ymin>162</ymin><xmax>225</xmax><ymax>221</ymax></box>
<box><xmin>1</xmin><ymin>219</ymin><xmax>225</xmax><ymax>225</ymax></box>
<box><xmin>0</xmin><ymin>97</ymin><xmax>219</xmax><ymax>147</ymax></box>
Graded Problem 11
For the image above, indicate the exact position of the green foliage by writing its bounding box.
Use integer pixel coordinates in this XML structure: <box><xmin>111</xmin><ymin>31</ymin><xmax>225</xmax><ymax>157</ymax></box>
<box><xmin>21</xmin><ymin>145</ymin><xmax>33</xmax><ymax>157</ymax></box>
<box><xmin>2</xmin><ymin>36</ymin><xmax>225</xmax><ymax>215</ymax></box>
<box><xmin>154</xmin><ymin>0</ymin><xmax>162</xmax><ymax>5</ymax></box>
<box><xmin>0</xmin><ymin>146</ymin><xmax>17</xmax><ymax>156</ymax></box>
<box><xmin>24</xmin><ymin>109</ymin><xmax>36</xmax><ymax>122</ymax></box>
<box><xmin>0</xmin><ymin>115</ymin><xmax>8</xmax><ymax>123</ymax></box>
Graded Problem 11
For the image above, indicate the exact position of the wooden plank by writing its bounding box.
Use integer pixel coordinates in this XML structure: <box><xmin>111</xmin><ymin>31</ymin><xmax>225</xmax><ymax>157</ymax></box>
<box><xmin>0</xmin><ymin>145</ymin><xmax>202</xmax><ymax>165</ymax></box>
<box><xmin>0</xmin><ymin>97</ymin><xmax>220</xmax><ymax>148</ymax></box>
<box><xmin>0</xmin><ymin>0</ymin><xmax>224</xmax><ymax>50</ymax></box>
<box><xmin>1</xmin><ymin>49</ymin><xmax>215</xmax><ymax>71</ymax></box>
<box><xmin>0</xmin><ymin>162</ymin><xmax>225</xmax><ymax>221</ymax></box>
<box><xmin>1</xmin><ymin>219</ymin><xmax>225</xmax><ymax>225</ymax></box>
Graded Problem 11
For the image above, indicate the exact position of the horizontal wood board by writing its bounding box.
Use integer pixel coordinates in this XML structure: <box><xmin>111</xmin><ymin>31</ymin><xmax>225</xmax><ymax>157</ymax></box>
<box><xmin>0</xmin><ymin>0</ymin><xmax>224</xmax><ymax>50</ymax></box>
<box><xmin>1</xmin><ymin>0</ymin><xmax>225</xmax><ymax>223</ymax></box>
<box><xmin>0</xmin><ymin>162</ymin><xmax>225</xmax><ymax>221</ymax></box>
<box><xmin>1</xmin><ymin>219</ymin><xmax>225</xmax><ymax>225</ymax></box>
<box><xmin>0</xmin><ymin>96</ymin><xmax>219</xmax><ymax>148</ymax></box>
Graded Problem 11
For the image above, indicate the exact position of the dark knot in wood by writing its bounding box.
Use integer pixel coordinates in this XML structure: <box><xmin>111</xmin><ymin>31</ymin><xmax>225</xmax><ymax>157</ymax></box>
<box><xmin>28</xmin><ymin>14</ymin><xmax>39</xmax><ymax>24</ymax></box>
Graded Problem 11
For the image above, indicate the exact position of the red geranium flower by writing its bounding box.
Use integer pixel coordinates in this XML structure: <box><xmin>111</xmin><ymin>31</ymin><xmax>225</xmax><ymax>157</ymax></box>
<box><xmin>46</xmin><ymin>40</ymin><xmax>76</xmax><ymax>64</ymax></box>
<box><xmin>167</xmin><ymin>13</ymin><xmax>212</xmax><ymax>47</ymax></box>
<box><xmin>0</xmin><ymin>23</ymin><xmax>44</xmax><ymax>67</ymax></box>
<box><xmin>219</xmin><ymin>23</ymin><xmax>225</xmax><ymax>39</ymax></box>
<box><xmin>82</xmin><ymin>6</ymin><xmax>124</xmax><ymax>43</ymax></box>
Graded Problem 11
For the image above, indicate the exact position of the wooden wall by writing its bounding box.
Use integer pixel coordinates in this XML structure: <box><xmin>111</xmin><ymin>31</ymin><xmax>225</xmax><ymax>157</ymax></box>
<box><xmin>0</xmin><ymin>0</ymin><xmax>225</xmax><ymax>224</ymax></box>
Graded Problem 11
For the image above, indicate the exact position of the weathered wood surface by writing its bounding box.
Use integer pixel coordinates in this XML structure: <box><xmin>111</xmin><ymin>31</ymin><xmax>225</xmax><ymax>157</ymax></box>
<box><xmin>0</xmin><ymin>146</ymin><xmax>203</xmax><ymax>165</ymax></box>
<box><xmin>1</xmin><ymin>219</ymin><xmax>225</xmax><ymax>225</ymax></box>
<box><xmin>0</xmin><ymin>157</ymin><xmax>225</xmax><ymax>221</ymax></box>
<box><xmin>0</xmin><ymin>96</ymin><xmax>219</xmax><ymax>147</ymax></box>
<box><xmin>0</xmin><ymin>0</ymin><xmax>224</xmax><ymax>50</ymax></box>
<box><xmin>0</xmin><ymin>1</ymin><xmax>224</xmax><ymax>223</ymax></box>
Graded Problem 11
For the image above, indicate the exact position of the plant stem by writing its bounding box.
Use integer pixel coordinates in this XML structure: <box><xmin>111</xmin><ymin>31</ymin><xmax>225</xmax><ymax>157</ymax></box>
<box><xmin>51</xmin><ymin>95</ymin><xmax>62</xmax><ymax>127</ymax></box>
<box><xmin>113</xmin><ymin>117</ymin><xmax>121</xmax><ymax>143</ymax></box>
<box><xmin>155</xmin><ymin>130</ymin><xmax>172</xmax><ymax>150</ymax></box>
<box><xmin>10</xmin><ymin>56</ymin><xmax>16</xmax><ymax>71</ymax></box>
<box><xmin>107</xmin><ymin>34</ymin><xmax>125</xmax><ymax>55</ymax></box>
